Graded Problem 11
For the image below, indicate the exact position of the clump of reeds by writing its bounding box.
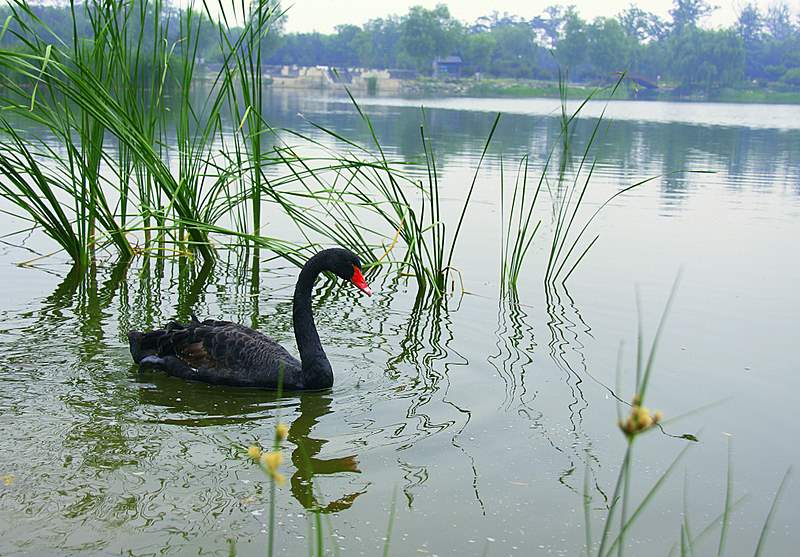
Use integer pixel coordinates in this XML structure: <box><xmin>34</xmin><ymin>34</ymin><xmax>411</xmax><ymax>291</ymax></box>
<box><xmin>500</xmin><ymin>154</ymin><xmax>542</xmax><ymax>295</ymax></box>
<box><xmin>0</xmin><ymin>0</ymin><xmax>219</xmax><ymax>263</ymax></box>
<box><xmin>496</xmin><ymin>72</ymin><xmax>671</xmax><ymax>295</ymax></box>
<box><xmin>0</xmin><ymin>0</ymin><xmax>693</xmax><ymax>301</ymax></box>
<box><xmin>291</xmin><ymin>94</ymin><xmax>502</xmax><ymax>298</ymax></box>
<box><xmin>0</xmin><ymin>0</ymin><xmax>404</xmax><ymax>270</ymax></box>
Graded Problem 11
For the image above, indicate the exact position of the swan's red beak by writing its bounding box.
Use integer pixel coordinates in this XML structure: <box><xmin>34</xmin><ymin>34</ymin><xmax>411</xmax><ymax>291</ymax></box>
<box><xmin>350</xmin><ymin>266</ymin><xmax>372</xmax><ymax>296</ymax></box>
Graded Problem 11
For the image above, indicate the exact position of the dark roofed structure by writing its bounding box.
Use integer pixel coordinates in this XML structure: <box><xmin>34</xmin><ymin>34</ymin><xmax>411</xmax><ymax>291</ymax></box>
<box><xmin>433</xmin><ymin>56</ymin><xmax>463</xmax><ymax>78</ymax></box>
<box><xmin>627</xmin><ymin>74</ymin><xmax>659</xmax><ymax>90</ymax></box>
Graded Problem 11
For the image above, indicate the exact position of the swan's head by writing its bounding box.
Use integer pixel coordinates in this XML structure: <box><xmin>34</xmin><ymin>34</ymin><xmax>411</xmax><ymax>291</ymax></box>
<box><xmin>324</xmin><ymin>248</ymin><xmax>373</xmax><ymax>297</ymax></box>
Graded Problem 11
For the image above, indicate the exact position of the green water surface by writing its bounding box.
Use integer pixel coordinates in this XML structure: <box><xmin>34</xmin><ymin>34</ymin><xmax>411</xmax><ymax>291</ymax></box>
<box><xmin>1</xmin><ymin>92</ymin><xmax>799</xmax><ymax>556</ymax></box>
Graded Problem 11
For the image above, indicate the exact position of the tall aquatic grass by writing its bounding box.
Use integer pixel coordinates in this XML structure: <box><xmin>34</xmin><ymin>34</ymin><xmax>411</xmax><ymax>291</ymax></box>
<box><xmin>542</xmin><ymin>73</ymin><xmax>654</xmax><ymax>288</ymax></box>
<box><xmin>203</xmin><ymin>0</ymin><xmax>282</xmax><ymax>239</ymax></box>
<box><xmin>0</xmin><ymin>0</ymin><xmax>596</xmax><ymax>292</ymax></box>
<box><xmin>303</xmin><ymin>94</ymin><xmax>502</xmax><ymax>298</ymax></box>
<box><xmin>497</xmin><ymin>73</ymin><xmax>672</xmax><ymax>294</ymax></box>
<box><xmin>266</xmin><ymin>95</ymin><xmax>451</xmax><ymax>296</ymax></box>
<box><xmin>499</xmin><ymin>155</ymin><xmax>542</xmax><ymax>295</ymax></box>
<box><xmin>0</xmin><ymin>0</ymin><xmax>137</xmax><ymax>266</ymax></box>
<box><xmin>0</xmin><ymin>0</ymin><xmax>684</xmax><ymax>298</ymax></box>
<box><xmin>0</xmin><ymin>0</ymin><xmax>216</xmax><ymax>261</ymax></box>
<box><xmin>0</xmin><ymin>0</ymin><xmax>343</xmax><ymax>266</ymax></box>
<box><xmin>0</xmin><ymin>0</ymin><xmax>424</xmax><ymax>274</ymax></box>
<box><xmin>0</xmin><ymin>124</ymin><xmax>94</xmax><ymax>266</ymax></box>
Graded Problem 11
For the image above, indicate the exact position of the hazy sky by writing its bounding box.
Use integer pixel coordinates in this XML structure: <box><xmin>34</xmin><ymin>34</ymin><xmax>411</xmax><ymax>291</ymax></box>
<box><xmin>279</xmin><ymin>0</ymin><xmax>800</xmax><ymax>33</ymax></box>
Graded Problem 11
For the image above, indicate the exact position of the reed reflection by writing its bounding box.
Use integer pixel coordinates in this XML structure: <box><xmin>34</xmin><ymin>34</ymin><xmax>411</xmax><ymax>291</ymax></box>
<box><xmin>176</xmin><ymin>256</ymin><xmax>215</xmax><ymax>322</ymax></box>
<box><xmin>0</xmin><ymin>260</ymin><xmax>145</xmax><ymax>530</ymax></box>
<box><xmin>491</xmin><ymin>293</ymin><xmax>585</xmax><ymax>493</ymax></box>
<box><xmin>487</xmin><ymin>286</ymin><xmax>610</xmax><ymax>500</ymax></box>
<box><xmin>490</xmin><ymin>292</ymin><xmax>536</xmax><ymax>412</ymax></box>
<box><xmin>383</xmin><ymin>291</ymin><xmax>487</xmax><ymax>509</ymax></box>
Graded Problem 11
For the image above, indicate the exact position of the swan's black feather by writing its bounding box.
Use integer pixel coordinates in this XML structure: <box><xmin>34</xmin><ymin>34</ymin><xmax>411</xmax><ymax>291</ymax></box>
<box><xmin>129</xmin><ymin>318</ymin><xmax>304</xmax><ymax>389</ymax></box>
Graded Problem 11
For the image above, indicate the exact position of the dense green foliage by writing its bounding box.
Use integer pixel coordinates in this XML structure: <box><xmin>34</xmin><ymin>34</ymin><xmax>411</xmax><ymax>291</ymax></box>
<box><xmin>264</xmin><ymin>1</ymin><xmax>798</xmax><ymax>93</ymax></box>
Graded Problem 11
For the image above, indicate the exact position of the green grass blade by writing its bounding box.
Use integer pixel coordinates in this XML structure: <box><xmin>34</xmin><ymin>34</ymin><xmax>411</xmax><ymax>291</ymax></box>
<box><xmin>717</xmin><ymin>437</ymin><xmax>733</xmax><ymax>556</ymax></box>
<box><xmin>603</xmin><ymin>443</ymin><xmax>692</xmax><ymax>557</ymax></box>
<box><xmin>383</xmin><ymin>485</ymin><xmax>398</xmax><ymax>557</ymax></box>
<box><xmin>753</xmin><ymin>467</ymin><xmax>792</xmax><ymax>557</ymax></box>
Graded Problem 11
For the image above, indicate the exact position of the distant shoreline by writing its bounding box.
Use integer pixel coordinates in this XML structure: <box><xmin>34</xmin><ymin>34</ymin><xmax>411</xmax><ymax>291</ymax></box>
<box><xmin>261</xmin><ymin>72</ymin><xmax>800</xmax><ymax>106</ymax></box>
<box><xmin>447</xmin><ymin>79</ymin><xmax>800</xmax><ymax>105</ymax></box>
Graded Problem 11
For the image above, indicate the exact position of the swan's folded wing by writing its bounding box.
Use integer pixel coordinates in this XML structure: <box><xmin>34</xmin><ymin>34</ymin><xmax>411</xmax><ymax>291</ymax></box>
<box><xmin>198</xmin><ymin>318</ymin><xmax>264</xmax><ymax>338</ymax></box>
<box><xmin>189</xmin><ymin>325</ymin><xmax>301</xmax><ymax>383</ymax></box>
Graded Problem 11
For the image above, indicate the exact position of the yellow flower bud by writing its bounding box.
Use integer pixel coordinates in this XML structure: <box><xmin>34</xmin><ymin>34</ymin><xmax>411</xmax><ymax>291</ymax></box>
<box><xmin>619</xmin><ymin>400</ymin><xmax>662</xmax><ymax>436</ymax></box>
<box><xmin>273</xmin><ymin>472</ymin><xmax>286</xmax><ymax>487</ymax></box>
<box><xmin>275</xmin><ymin>423</ymin><xmax>289</xmax><ymax>441</ymax></box>
<box><xmin>261</xmin><ymin>451</ymin><xmax>282</xmax><ymax>473</ymax></box>
<box><xmin>622</xmin><ymin>417</ymin><xmax>635</xmax><ymax>434</ymax></box>
<box><xmin>247</xmin><ymin>445</ymin><xmax>262</xmax><ymax>460</ymax></box>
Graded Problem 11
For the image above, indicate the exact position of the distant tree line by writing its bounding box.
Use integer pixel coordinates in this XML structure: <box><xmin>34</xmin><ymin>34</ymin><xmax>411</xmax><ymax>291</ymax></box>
<box><xmin>2</xmin><ymin>0</ymin><xmax>800</xmax><ymax>93</ymax></box>
<box><xmin>264</xmin><ymin>0</ymin><xmax>800</xmax><ymax>93</ymax></box>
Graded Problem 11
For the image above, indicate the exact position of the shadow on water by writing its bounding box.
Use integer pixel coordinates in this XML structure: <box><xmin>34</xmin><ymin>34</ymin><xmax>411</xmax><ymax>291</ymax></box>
<box><xmin>491</xmin><ymin>292</ymin><xmax>585</xmax><ymax>485</ymax></box>
<box><xmin>390</xmin><ymin>290</ymin><xmax>472</xmax><ymax>441</ymax></box>
<box><xmin>133</xmin><ymin>375</ymin><xmax>289</xmax><ymax>426</ymax></box>
<box><xmin>176</xmin><ymin>256</ymin><xmax>216</xmax><ymax>322</ymax></box>
<box><xmin>544</xmin><ymin>284</ymin><xmax>591</xmax><ymax>429</ymax></box>
<box><xmin>490</xmin><ymin>292</ymin><xmax>537</xmax><ymax>413</ymax></box>
<box><xmin>133</xmin><ymin>378</ymin><xmax>369</xmax><ymax>512</ymax></box>
<box><xmin>126</xmin><ymin>254</ymin><xmax>167</xmax><ymax>332</ymax></box>
<box><xmin>545</xmin><ymin>284</ymin><xmax>628</xmax><ymax>504</ymax></box>
<box><xmin>47</xmin><ymin>261</ymin><xmax>146</xmax><ymax>521</ymax></box>
<box><xmin>543</xmin><ymin>284</ymin><xmax>599</xmax><ymax>497</ymax></box>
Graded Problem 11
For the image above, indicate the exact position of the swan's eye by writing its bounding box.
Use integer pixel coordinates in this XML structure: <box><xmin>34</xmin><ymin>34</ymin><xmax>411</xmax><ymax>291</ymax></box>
<box><xmin>350</xmin><ymin>265</ymin><xmax>373</xmax><ymax>296</ymax></box>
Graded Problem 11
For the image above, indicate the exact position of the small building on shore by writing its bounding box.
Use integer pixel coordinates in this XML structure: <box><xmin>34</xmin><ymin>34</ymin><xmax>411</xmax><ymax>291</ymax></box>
<box><xmin>432</xmin><ymin>56</ymin><xmax>463</xmax><ymax>78</ymax></box>
<box><xmin>626</xmin><ymin>74</ymin><xmax>659</xmax><ymax>90</ymax></box>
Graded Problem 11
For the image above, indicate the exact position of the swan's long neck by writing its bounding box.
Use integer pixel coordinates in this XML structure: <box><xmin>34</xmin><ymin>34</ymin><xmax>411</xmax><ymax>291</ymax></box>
<box><xmin>292</xmin><ymin>255</ymin><xmax>333</xmax><ymax>389</ymax></box>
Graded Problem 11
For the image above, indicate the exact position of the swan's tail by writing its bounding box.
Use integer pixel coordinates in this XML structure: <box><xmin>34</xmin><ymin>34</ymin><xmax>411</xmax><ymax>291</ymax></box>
<box><xmin>128</xmin><ymin>327</ymin><xmax>184</xmax><ymax>364</ymax></box>
<box><xmin>128</xmin><ymin>330</ymin><xmax>147</xmax><ymax>364</ymax></box>
<box><xmin>128</xmin><ymin>318</ymin><xmax>199</xmax><ymax>364</ymax></box>
<box><xmin>137</xmin><ymin>354</ymin><xmax>197</xmax><ymax>379</ymax></box>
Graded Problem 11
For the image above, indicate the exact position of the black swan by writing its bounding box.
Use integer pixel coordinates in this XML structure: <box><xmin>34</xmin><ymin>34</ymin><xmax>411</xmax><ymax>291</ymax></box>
<box><xmin>128</xmin><ymin>248</ymin><xmax>372</xmax><ymax>390</ymax></box>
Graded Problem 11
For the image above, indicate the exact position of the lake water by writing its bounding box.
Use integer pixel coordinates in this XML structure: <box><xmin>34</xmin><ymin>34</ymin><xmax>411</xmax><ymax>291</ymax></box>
<box><xmin>1</xmin><ymin>91</ymin><xmax>799</xmax><ymax>556</ymax></box>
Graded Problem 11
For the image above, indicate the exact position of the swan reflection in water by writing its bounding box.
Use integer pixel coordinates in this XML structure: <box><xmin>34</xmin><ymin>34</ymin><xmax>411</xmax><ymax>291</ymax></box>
<box><xmin>288</xmin><ymin>394</ymin><xmax>367</xmax><ymax>513</ymax></box>
<box><xmin>135</xmin><ymin>377</ymin><xmax>367</xmax><ymax>513</ymax></box>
